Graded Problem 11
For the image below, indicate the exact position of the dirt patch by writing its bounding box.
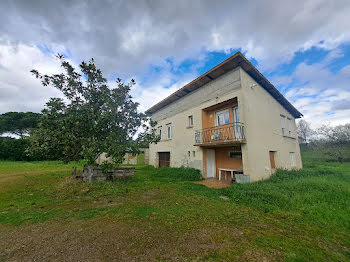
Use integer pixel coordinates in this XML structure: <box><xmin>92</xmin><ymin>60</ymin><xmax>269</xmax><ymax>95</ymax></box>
<box><xmin>194</xmin><ymin>179</ymin><xmax>231</xmax><ymax>189</ymax></box>
<box><xmin>0</xmin><ymin>217</ymin><xmax>279</xmax><ymax>261</ymax></box>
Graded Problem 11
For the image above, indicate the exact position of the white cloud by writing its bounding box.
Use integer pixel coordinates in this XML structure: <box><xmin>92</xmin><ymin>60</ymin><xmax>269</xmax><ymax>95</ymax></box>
<box><xmin>0</xmin><ymin>41</ymin><xmax>65</xmax><ymax>113</ymax></box>
<box><xmin>0</xmin><ymin>0</ymin><xmax>350</xmax><ymax>128</ymax></box>
<box><xmin>282</xmin><ymin>50</ymin><xmax>350</xmax><ymax>127</ymax></box>
<box><xmin>131</xmin><ymin>72</ymin><xmax>197</xmax><ymax>113</ymax></box>
<box><xmin>1</xmin><ymin>0</ymin><xmax>350</xmax><ymax>74</ymax></box>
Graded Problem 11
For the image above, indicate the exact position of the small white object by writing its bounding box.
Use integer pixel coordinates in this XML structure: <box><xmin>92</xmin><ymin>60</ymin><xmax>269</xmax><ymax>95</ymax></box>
<box><xmin>218</xmin><ymin>168</ymin><xmax>237</xmax><ymax>181</ymax></box>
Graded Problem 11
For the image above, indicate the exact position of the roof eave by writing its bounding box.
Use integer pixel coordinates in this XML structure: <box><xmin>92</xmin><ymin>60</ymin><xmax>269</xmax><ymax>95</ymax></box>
<box><xmin>145</xmin><ymin>52</ymin><xmax>303</xmax><ymax>119</ymax></box>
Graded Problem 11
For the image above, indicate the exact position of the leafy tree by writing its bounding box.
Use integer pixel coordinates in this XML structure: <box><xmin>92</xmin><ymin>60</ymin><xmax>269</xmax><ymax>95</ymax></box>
<box><xmin>0</xmin><ymin>112</ymin><xmax>41</xmax><ymax>137</ymax></box>
<box><xmin>297</xmin><ymin>119</ymin><xmax>314</xmax><ymax>144</ymax></box>
<box><xmin>30</xmin><ymin>54</ymin><xmax>158</xmax><ymax>166</ymax></box>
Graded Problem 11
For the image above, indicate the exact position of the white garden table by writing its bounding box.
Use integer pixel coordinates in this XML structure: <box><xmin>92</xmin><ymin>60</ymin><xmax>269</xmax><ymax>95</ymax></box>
<box><xmin>218</xmin><ymin>168</ymin><xmax>239</xmax><ymax>181</ymax></box>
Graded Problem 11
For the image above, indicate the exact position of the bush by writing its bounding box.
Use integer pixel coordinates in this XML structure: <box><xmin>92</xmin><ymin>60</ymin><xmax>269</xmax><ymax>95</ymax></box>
<box><xmin>219</xmin><ymin>166</ymin><xmax>350</xmax><ymax>229</ymax></box>
<box><xmin>0</xmin><ymin>137</ymin><xmax>43</xmax><ymax>161</ymax></box>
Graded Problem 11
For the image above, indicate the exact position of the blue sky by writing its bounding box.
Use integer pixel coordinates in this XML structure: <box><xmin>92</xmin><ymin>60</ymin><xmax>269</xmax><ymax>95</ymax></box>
<box><xmin>134</xmin><ymin>44</ymin><xmax>350</xmax><ymax>127</ymax></box>
<box><xmin>0</xmin><ymin>0</ymin><xmax>349</xmax><ymax>127</ymax></box>
<box><xmin>141</xmin><ymin>44</ymin><xmax>349</xmax><ymax>92</ymax></box>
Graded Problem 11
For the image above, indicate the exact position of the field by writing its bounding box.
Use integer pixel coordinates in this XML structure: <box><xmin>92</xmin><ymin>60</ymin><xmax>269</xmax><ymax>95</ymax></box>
<box><xmin>0</xmin><ymin>152</ymin><xmax>349</xmax><ymax>261</ymax></box>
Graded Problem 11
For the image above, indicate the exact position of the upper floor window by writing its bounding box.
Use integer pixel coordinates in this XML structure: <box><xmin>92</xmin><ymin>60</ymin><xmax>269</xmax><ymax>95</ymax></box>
<box><xmin>158</xmin><ymin>126</ymin><xmax>162</xmax><ymax>139</ymax></box>
<box><xmin>280</xmin><ymin>115</ymin><xmax>286</xmax><ymax>135</ymax></box>
<box><xmin>188</xmin><ymin>115</ymin><xmax>193</xmax><ymax>127</ymax></box>
<box><xmin>287</xmin><ymin>118</ymin><xmax>292</xmax><ymax>136</ymax></box>
<box><xmin>166</xmin><ymin>123</ymin><xmax>172</xmax><ymax>139</ymax></box>
<box><xmin>216</xmin><ymin>109</ymin><xmax>230</xmax><ymax>126</ymax></box>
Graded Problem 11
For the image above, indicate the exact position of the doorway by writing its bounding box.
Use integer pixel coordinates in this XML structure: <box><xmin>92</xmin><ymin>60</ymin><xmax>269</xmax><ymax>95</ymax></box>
<box><xmin>269</xmin><ymin>151</ymin><xmax>276</xmax><ymax>169</ymax></box>
<box><xmin>158</xmin><ymin>152</ymin><xmax>170</xmax><ymax>167</ymax></box>
<box><xmin>233</xmin><ymin>106</ymin><xmax>241</xmax><ymax>139</ymax></box>
<box><xmin>206</xmin><ymin>149</ymin><xmax>216</xmax><ymax>178</ymax></box>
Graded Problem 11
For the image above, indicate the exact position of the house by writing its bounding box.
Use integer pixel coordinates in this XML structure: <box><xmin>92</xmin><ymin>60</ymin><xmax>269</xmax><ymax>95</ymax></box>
<box><xmin>96</xmin><ymin>148</ymin><xmax>150</xmax><ymax>165</ymax></box>
<box><xmin>146</xmin><ymin>52</ymin><xmax>303</xmax><ymax>183</ymax></box>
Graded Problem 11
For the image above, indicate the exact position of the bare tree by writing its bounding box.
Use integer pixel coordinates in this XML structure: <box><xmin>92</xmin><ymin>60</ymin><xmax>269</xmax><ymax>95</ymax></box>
<box><xmin>297</xmin><ymin>119</ymin><xmax>314</xmax><ymax>144</ymax></box>
<box><xmin>316</xmin><ymin>123</ymin><xmax>350</xmax><ymax>163</ymax></box>
<box><xmin>317</xmin><ymin>123</ymin><xmax>350</xmax><ymax>144</ymax></box>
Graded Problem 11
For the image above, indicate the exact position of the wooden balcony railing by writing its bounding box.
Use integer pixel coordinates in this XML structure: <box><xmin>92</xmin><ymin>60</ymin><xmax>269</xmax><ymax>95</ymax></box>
<box><xmin>194</xmin><ymin>123</ymin><xmax>245</xmax><ymax>145</ymax></box>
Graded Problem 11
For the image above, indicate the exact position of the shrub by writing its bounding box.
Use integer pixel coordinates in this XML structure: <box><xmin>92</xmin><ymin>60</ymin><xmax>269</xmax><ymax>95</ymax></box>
<box><xmin>219</xmin><ymin>166</ymin><xmax>350</xmax><ymax>229</ymax></box>
<box><xmin>0</xmin><ymin>137</ymin><xmax>31</xmax><ymax>161</ymax></box>
<box><xmin>0</xmin><ymin>137</ymin><xmax>52</xmax><ymax>161</ymax></box>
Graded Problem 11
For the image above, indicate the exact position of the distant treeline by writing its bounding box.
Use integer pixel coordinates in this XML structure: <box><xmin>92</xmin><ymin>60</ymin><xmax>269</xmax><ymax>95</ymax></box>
<box><xmin>297</xmin><ymin>120</ymin><xmax>350</xmax><ymax>163</ymax></box>
<box><xmin>0</xmin><ymin>111</ymin><xmax>149</xmax><ymax>161</ymax></box>
<box><xmin>0</xmin><ymin>137</ymin><xmax>39</xmax><ymax>161</ymax></box>
<box><xmin>0</xmin><ymin>112</ymin><xmax>44</xmax><ymax>161</ymax></box>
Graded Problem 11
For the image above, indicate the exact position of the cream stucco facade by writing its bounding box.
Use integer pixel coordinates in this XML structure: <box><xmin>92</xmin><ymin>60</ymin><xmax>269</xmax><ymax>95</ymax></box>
<box><xmin>147</xmin><ymin>53</ymin><xmax>302</xmax><ymax>183</ymax></box>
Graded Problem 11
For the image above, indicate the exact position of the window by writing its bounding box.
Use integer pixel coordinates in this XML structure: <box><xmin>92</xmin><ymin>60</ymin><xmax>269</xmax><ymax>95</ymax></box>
<box><xmin>229</xmin><ymin>152</ymin><xmax>242</xmax><ymax>158</ymax></box>
<box><xmin>166</xmin><ymin>124</ymin><xmax>172</xmax><ymax>139</ymax></box>
<box><xmin>188</xmin><ymin>151</ymin><xmax>191</xmax><ymax>157</ymax></box>
<box><xmin>158</xmin><ymin>126</ymin><xmax>162</xmax><ymax>139</ymax></box>
<box><xmin>188</xmin><ymin>115</ymin><xmax>193</xmax><ymax>127</ymax></box>
<box><xmin>290</xmin><ymin>152</ymin><xmax>295</xmax><ymax>167</ymax></box>
<box><xmin>280</xmin><ymin>115</ymin><xmax>286</xmax><ymax>135</ymax></box>
<box><xmin>192</xmin><ymin>151</ymin><xmax>196</xmax><ymax>157</ymax></box>
<box><xmin>216</xmin><ymin>109</ymin><xmax>230</xmax><ymax>126</ymax></box>
<box><xmin>287</xmin><ymin>118</ymin><xmax>292</xmax><ymax>136</ymax></box>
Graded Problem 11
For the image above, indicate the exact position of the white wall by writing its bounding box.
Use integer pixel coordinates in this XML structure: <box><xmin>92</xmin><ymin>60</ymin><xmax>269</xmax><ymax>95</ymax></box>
<box><xmin>149</xmin><ymin>66</ymin><xmax>302</xmax><ymax>182</ymax></box>
<box><xmin>149</xmin><ymin>68</ymin><xmax>242</xmax><ymax>173</ymax></box>
<box><xmin>239</xmin><ymin>68</ymin><xmax>302</xmax><ymax>181</ymax></box>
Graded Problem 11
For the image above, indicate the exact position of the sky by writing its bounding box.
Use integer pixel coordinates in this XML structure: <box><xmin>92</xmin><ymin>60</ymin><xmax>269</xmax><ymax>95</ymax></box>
<box><xmin>0</xmin><ymin>0</ymin><xmax>349</xmax><ymax>128</ymax></box>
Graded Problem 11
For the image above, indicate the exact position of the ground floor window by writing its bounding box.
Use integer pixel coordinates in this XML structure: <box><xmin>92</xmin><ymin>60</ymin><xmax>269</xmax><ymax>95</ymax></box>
<box><xmin>229</xmin><ymin>152</ymin><xmax>242</xmax><ymax>158</ymax></box>
<box><xmin>289</xmin><ymin>152</ymin><xmax>295</xmax><ymax>167</ymax></box>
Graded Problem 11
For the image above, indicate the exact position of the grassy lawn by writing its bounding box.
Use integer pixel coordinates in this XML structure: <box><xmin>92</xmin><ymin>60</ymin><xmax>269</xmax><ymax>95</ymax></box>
<box><xmin>0</xmin><ymin>155</ymin><xmax>349</xmax><ymax>261</ymax></box>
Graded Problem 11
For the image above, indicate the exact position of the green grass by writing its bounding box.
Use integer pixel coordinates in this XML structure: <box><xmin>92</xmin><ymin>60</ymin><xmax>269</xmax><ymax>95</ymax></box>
<box><xmin>0</xmin><ymin>154</ymin><xmax>349</xmax><ymax>261</ymax></box>
<box><xmin>137</xmin><ymin>152</ymin><xmax>145</xmax><ymax>164</ymax></box>
<box><xmin>300</xmin><ymin>144</ymin><xmax>350</xmax><ymax>163</ymax></box>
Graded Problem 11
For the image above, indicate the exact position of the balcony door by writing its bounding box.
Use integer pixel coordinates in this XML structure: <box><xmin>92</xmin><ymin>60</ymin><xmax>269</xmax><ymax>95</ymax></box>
<box><xmin>233</xmin><ymin>106</ymin><xmax>241</xmax><ymax>139</ymax></box>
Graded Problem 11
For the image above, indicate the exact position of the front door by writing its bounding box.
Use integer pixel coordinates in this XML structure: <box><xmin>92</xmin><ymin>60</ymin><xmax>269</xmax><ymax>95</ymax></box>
<box><xmin>206</xmin><ymin>149</ymin><xmax>216</xmax><ymax>178</ymax></box>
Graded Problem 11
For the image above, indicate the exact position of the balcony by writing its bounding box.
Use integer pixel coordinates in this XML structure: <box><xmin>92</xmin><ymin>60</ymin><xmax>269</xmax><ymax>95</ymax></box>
<box><xmin>194</xmin><ymin>123</ymin><xmax>245</xmax><ymax>146</ymax></box>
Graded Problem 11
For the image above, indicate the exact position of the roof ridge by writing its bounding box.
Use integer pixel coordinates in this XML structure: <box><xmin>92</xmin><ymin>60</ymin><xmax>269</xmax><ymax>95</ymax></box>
<box><xmin>146</xmin><ymin>52</ymin><xmax>302</xmax><ymax>118</ymax></box>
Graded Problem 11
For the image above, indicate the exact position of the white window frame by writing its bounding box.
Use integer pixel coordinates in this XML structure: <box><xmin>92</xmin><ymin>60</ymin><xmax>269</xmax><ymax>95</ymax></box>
<box><xmin>166</xmin><ymin>123</ymin><xmax>172</xmax><ymax>139</ymax></box>
<box><xmin>215</xmin><ymin>109</ymin><xmax>230</xmax><ymax>126</ymax></box>
<box><xmin>287</xmin><ymin>118</ymin><xmax>292</xmax><ymax>136</ymax></box>
<box><xmin>188</xmin><ymin>115</ymin><xmax>193</xmax><ymax>127</ymax></box>
<box><xmin>290</xmin><ymin>152</ymin><xmax>295</xmax><ymax>167</ymax></box>
<box><xmin>158</xmin><ymin>126</ymin><xmax>162</xmax><ymax>140</ymax></box>
<box><xmin>280</xmin><ymin>115</ymin><xmax>286</xmax><ymax>135</ymax></box>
